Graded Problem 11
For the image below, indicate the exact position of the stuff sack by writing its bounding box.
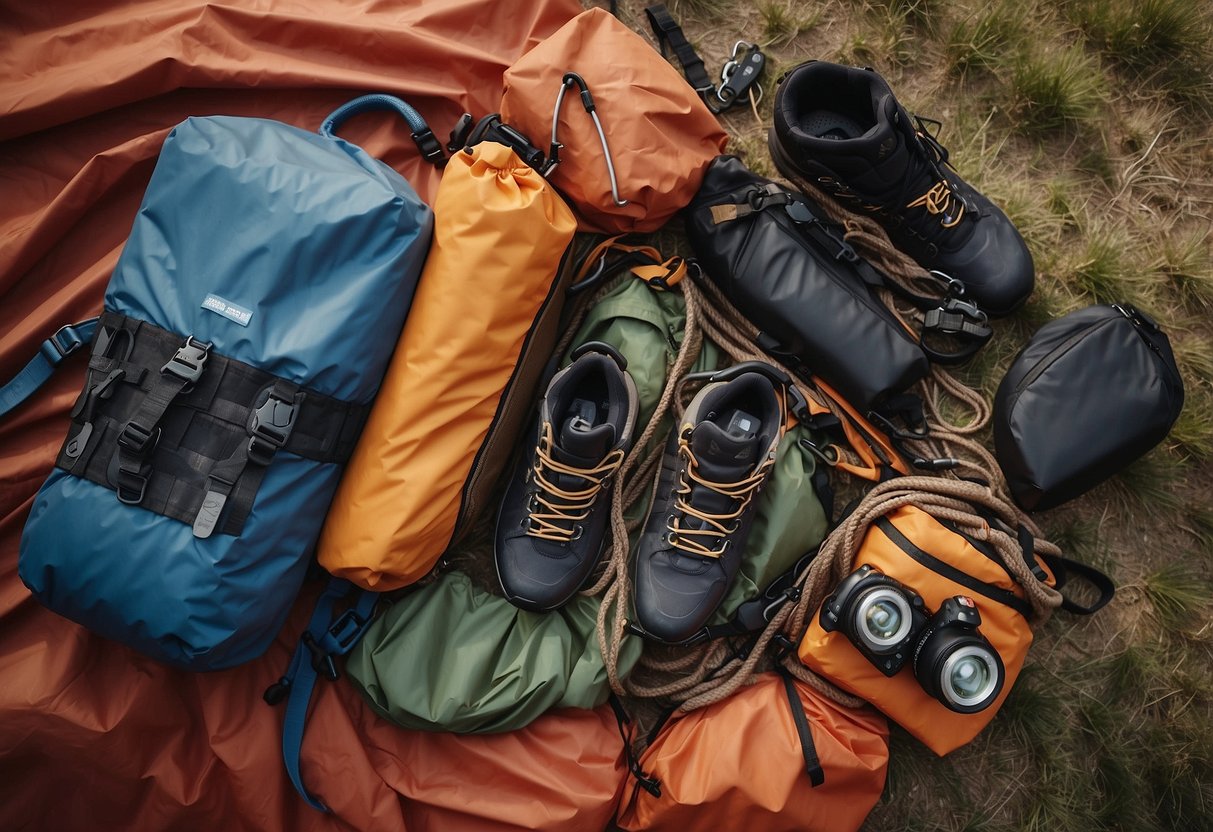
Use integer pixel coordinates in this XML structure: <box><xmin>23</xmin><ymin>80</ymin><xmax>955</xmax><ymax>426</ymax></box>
<box><xmin>616</xmin><ymin>673</ymin><xmax>889</xmax><ymax>832</ymax></box>
<box><xmin>361</xmin><ymin>704</ymin><xmax>628</xmax><ymax>832</ymax></box>
<box><xmin>993</xmin><ymin>303</ymin><xmax>1184</xmax><ymax>511</ymax></box>
<box><xmin>501</xmin><ymin>7</ymin><xmax>727</xmax><ymax>234</ymax></box>
<box><xmin>346</xmin><ymin>571</ymin><xmax>642</xmax><ymax>733</ymax></box>
<box><xmin>318</xmin><ymin>141</ymin><xmax>577</xmax><ymax>591</ymax></box>
<box><xmin>685</xmin><ymin>155</ymin><xmax>931</xmax><ymax>412</ymax></box>
<box><xmin>17</xmin><ymin>96</ymin><xmax>435</xmax><ymax>669</ymax></box>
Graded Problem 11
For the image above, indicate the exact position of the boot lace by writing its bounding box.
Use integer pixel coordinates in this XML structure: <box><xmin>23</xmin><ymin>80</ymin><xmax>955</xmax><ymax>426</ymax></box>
<box><xmin>901</xmin><ymin>115</ymin><xmax>969</xmax><ymax>236</ymax></box>
<box><xmin>665</xmin><ymin>434</ymin><xmax>772</xmax><ymax>558</ymax></box>
<box><xmin>527</xmin><ymin>422</ymin><xmax>625</xmax><ymax>542</ymax></box>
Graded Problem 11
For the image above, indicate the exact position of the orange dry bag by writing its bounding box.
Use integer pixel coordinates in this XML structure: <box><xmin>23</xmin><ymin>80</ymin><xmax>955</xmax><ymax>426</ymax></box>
<box><xmin>501</xmin><ymin>8</ymin><xmax>727</xmax><ymax>234</ymax></box>
<box><xmin>616</xmin><ymin>673</ymin><xmax>889</xmax><ymax>832</ymax></box>
<box><xmin>318</xmin><ymin>141</ymin><xmax>577</xmax><ymax>590</ymax></box>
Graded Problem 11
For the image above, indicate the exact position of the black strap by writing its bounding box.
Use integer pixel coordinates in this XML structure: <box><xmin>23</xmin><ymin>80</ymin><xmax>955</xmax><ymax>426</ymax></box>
<box><xmin>608</xmin><ymin>693</ymin><xmax>662</xmax><ymax>798</ymax></box>
<box><xmin>1041</xmin><ymin>553</ymin><xmax>1116</xmax><ymax>615</ymax></box>
<box><xmin>645</xmin><ymin>4</ymin><xmax>714</xmax><ymax>94</ymax></box>
<box><xmin>57</xmin><ymin>311</ymin><xmax>368</xmax><ymax>538</ymax></box>
<box><xmin>777</xmin><ymin>667</ymin><xmax>825</xmax><ymax>787</ymax></box>
<box><xmin>113</xmin><ymin>334</ymin><xmax>211</xmax><ymax>504</ymax></box>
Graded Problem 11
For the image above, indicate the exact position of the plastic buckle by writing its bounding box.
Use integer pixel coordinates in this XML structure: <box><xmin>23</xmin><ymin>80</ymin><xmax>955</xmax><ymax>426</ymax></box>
<box><xmin>263</xmin><ymin>676</ymin><xmax>292</xmax><ymax>706</ymax></box>
<box><xmin>40</xmin><ymin>322</ymin><xmax>88</xmax><ymax>366</ymax></box>
<box><xmin>302</xmin><ymin>632</ymin><xmax>339</xmax><ymax>682</ymax></box>
<box><xmin>118</xmin><ymin>420</ymin><xmax>159</xmax><ymax>457</ymax></box>
<box><xmin>646</xmin><ymin>258</ymin><xmax>685</xmax><ymax>291</ymax></box>
<box><xmin>114</xmin><ymin>463</ymin><xmax>149</xmax><ymax>505</ymax></box>
<box><xmin>411</xmin><ymin>128</ymin><xmax>447</xmax><ymax>166</ymax></box>
<box><xmin>247</xmin><ymin>393</ymin><xmax>297</xmax><ymax>466</ymax></box>
<box><xmin>772</xmin><ymin>633</ymin><xmax>796</xmax><ymax>661</ymax></box>
<box><xmin>923</xmin><ymin>297</ymin><xmax>989</xmax><ymax>335</ymax></box>
<box><xmin>326</xmin><ymin>607</ymin><xmax>371</xmax><ymax>653</ymax></box>
<box><xmin>161</xmin><ymin>336</ymin><xmax>211</xmax><ymax>385</ymax></box>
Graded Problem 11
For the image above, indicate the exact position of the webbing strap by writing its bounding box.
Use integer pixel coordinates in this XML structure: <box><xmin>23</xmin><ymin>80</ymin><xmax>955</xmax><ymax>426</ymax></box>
<box><xmin>645</xmin><ymin>4</ymin><xmax>714</xmax><ymax>94</ymax></box>
<box><xmin>58</xmin><ymin>311</ymin><xmax>368</xmax><ymax>537</ymax></box>
<box><xmin>1040</xmin><ymin>553</ymin><xmax>1116</xmax><ymax>615</ymax></box>
<box><xmin>0</xmin><ymin>318</ymin><xmax>99</xmax><ymax>418</ymax></box>
<box><xmin>272</xmin><ymin>579</ymin><xmax>379</xmax><ymax>812</ymax></box>
<box><xmin>778</xmin><ymin>667</ymin><xmax>825</xmax><ymax>787</ymax></box>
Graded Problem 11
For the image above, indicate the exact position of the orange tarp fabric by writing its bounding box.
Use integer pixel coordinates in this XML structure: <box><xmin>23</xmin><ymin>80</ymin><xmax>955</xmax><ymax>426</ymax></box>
<box><xmin>0</xmin><ymin>0</ymin><xmax>586</xmax><ymax>829</ymax></box>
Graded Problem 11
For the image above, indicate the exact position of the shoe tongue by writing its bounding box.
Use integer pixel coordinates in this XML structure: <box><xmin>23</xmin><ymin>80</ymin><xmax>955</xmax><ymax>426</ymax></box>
<box><xmin>553</xmin><ymin>417</ymin><xmax>615</xmax><ymax>469</ymax></box>
<box><xmin>676</xmin><ymin>422</ymin><xmax>761</xmax><ymax>541</ymax></box>
<box><xmin>690</xmin><ymin>421</ymin><xmax>759</xmax><ymax>482</ymax></box>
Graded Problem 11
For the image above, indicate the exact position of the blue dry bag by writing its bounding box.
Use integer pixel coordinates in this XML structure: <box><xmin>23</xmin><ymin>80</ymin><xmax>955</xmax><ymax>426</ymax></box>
<box><xmin>15</xmin><ymin>95</ymin><xmax>437</xmax><ymax>670</ymax></box>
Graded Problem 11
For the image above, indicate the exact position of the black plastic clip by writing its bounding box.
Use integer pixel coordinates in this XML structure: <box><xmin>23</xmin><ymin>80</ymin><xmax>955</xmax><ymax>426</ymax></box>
<box><xmin>773</xmin><ymin>633</ymin><xmax>797</xmax><ymax>661</ymax></box>
<box><xmin>302</xmin><ymin>632</ymin><xmax>339</xmax><ymax>682</ymax></box>
<box><xmin>263</xmin><ymin>676</ymin><xmax>292</xmax><ymax>705</ymax></box>
<box><xmin>645</xmin><ymin>257</ymin><xmax>684</xmax><ymax>292</ymax></box>
<box><xmin>248</xmin><ymin>392</ymin><xmax>297</xmax><ymax>466</ymax></box>
<box><xmin>411</xmin><ymin>128</ymin><xmax>447</xmax><ymax>167</ymax></box>
<box><xmin>117</xmin><ymin>420</ymin><xmax>159</xmax><ymax>458</ymax></box>
<box><xmin>923</xmin><ymin>297</ymin><xmax>989</xmax><ymax>335</ymax></box>
<box><xmin>161</xmin><ymin>336</ymin><xmax>211</xmax><ymax>386</ymax></box>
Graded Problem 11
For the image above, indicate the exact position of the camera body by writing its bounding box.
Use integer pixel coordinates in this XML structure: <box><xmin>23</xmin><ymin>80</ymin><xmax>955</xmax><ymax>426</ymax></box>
<box><xmin>819</xmin><ymin>564</ymin><xmax>928</xmax><ymax>677</ymax></box>
<box><xmin>821</xmin><ymin>565</ymin><xmax>1005</xmax><ymax>713</ymax></box>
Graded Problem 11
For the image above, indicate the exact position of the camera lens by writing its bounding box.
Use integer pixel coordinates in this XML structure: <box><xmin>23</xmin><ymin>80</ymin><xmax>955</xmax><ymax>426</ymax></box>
<box><xmin>914</xmin><ymin>633</ymin><xmax>1004</xmax><ymax>713</ymax></box>
<box><xmin>853</xmin><ymin>587</ymin><xmax>913</xmax><ymax>654</ymax></box>
<box><xmin>942</xmin><ymin>646</ymin><xmax>999</xmax><ymax>707</ymax></box>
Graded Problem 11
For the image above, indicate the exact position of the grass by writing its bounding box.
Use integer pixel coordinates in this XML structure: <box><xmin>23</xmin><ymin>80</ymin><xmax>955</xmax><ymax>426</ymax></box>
<box><xmin>944</xmin><ymin>1</ymin><xmax>1029</xmax><ymax>76</ymax></box>
<box><xmin>1009</xmin><ymin>44</ymin><xmax>1106</xmax><ymax>132</ymax></box>
<box><xmin>610</xmin><ymin>0</ymin><xmax>1213</xmax><ymax>828</ymax></box>
<box><xmin>758</xmin><ymin>1</ymin><xmax>822</xmax><ymax>46</ymax></box>
<box><xmin>1143</xmin><ymin>562</ymin><xmax>1210</xmax><ymax>633</ymax></box>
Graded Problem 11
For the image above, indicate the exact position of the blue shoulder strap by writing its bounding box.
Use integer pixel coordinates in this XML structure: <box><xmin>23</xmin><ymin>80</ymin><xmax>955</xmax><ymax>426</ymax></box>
<box><xmin>0</xmin><ymin>318</ymin><xmax>99</xmax><ymax>418</ymax></box>
<box><xmin>265</xmin><ymin>577</ymin><xmax>378</xmax><ymax>812</ymax></box>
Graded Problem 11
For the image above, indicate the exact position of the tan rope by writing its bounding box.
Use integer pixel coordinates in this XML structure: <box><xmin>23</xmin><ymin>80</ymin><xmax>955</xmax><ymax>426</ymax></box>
<box><xmin>597</xmin><ymin>278</ymin><xmax>705</xmax><ymax>695</ymax></box>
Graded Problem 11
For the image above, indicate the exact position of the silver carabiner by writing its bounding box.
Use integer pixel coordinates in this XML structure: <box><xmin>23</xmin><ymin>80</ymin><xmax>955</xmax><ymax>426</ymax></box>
<box><xmin>550</xmin><ymin>73</ymin><xmax>629</xmax><ymax>207</ymax></box>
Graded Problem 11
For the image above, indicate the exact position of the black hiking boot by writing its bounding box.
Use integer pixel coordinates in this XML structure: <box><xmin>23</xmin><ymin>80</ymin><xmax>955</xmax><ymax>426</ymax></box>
<box><xmin>769</xmin><ymin>61</ymin><xmax>1034</xmax><ymax>316</ymax></box>
<box><xmin>633</xmin><ymin>370</ymin><xmax>784</xmax><ymax>643</ymax></box>
<box><xmin>495</xmin><ymin>343</ymin><xmax>638</xmax><ymax>612</ymax></box>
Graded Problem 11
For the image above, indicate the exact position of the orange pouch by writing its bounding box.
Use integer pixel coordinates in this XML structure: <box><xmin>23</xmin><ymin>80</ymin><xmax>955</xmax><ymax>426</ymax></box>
<box><xmin>799</xmin><ymin>504</ymin><xmax>1057</xmax><ymax>755</ymax></box>
<box><xmin>616</xmin><ymin>673</ymin><xmax>889</xmax><ymax>832</ymax></box>
<box><xmin>501</xmin><ymin>8</ymin><xmax>727</xmax><ymax>234</ymax></box>
<box><xmin>318</xmin><ymin>142</ymin><xmax>577</xmax><ymax>590</ymax></box>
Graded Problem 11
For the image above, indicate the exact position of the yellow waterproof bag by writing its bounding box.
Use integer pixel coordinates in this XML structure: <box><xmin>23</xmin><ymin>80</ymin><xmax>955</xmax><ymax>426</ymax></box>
<box><xmin>318</xmin><ymin>142</ymin><xmax>577</xmax><ymax>590</ymax></box>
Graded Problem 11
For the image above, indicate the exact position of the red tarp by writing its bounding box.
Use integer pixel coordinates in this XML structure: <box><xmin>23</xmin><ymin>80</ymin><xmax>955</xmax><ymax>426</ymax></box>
<box><xmin>0</xmin><ymin>2</ymin><xmax>641</xmax><ymax>830</ymax></box>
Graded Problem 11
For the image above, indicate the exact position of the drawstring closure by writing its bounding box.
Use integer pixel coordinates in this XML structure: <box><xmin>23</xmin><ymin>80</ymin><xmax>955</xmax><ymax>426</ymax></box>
<box><xmin>547</xmin><ymin>72</ymin><xmax>628</xmax><ymax>206</ymax></box>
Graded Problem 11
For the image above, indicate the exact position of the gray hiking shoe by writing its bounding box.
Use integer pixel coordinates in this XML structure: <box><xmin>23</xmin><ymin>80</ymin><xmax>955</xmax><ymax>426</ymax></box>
<box><xmin>633</xmin><ymin>369</ymin><xmax>784</xmax><ymax>643</ymax></box>
<box><xmin>495</xmin><ymin>342</ymin><xmax>638</xmax><ymax>611</ymax></box>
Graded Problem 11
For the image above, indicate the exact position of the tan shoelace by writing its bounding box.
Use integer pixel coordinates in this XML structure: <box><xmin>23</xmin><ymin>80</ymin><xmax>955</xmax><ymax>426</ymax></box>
<box><xmin>665</xmin><ymin>436</ymin><xmax>772</xmax><ymax>559</ymax></box>
<box><xmin>526</xmin><ymin>422</ymin><xmax>625</xmax><ymax>542</ymax></box>
<box><xmin>906</xmin><ymin>180</ymin><xmax>965</xmax><ymax>228</ymax></box>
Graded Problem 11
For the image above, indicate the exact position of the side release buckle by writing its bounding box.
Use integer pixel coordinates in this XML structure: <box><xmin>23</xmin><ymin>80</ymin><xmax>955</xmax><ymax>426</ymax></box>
<box><xmin>161</xmin><ymin>336</ymin><xmax>211</xmax><ymax>385</ymax></box>
<box><xmin>248</xmin><ymin>392</ymin><xmax>298</xmax><ymax>466</ymax></box>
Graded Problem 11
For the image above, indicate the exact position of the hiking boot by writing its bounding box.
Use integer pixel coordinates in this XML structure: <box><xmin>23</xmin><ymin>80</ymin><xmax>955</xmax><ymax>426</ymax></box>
<box><xmin>633</xmin><ymin>370</ymin><xmax>784</xmax><ymax>643</ymax></box>
<box><xmin>769</xmin><ymin>61</ymin><xmax>1034</xmax><ymax>316</ymax></box>
<box><xmin>495</xmin><ymin>343</ymin><xmax>638</xmax><ymax>612</ymax></box>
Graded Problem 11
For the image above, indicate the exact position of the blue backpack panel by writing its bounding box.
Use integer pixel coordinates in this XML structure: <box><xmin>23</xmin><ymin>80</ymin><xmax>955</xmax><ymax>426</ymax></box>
<box><xmin>18</xmin><ymin>96</ymin><xmax>435</xmax><ymax>670</ymax></box>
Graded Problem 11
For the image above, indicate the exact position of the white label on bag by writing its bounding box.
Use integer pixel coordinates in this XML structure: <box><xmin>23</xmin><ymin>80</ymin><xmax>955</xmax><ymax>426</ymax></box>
<box><xmin>201</xmin><ymin>293</ymin><xmax>252</xmax><ymax>327</ymax></box>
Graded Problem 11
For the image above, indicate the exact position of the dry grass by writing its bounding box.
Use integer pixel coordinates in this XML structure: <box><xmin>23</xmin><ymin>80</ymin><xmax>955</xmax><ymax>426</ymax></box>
<box><xmin>606</xmin><ymin>0</ymin><xmax>1213</xmax><ymax>828</ymax></box>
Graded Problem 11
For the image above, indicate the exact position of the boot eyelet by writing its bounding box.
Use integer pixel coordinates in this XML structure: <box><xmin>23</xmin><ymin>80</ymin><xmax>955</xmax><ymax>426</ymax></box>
<box><xmin>665</xmin><ymin>531</ymin><xmax>679</xmax><ymax>546</ymax></box>
<box><xmin>571</xmin><ymin>525</ymin><xmax>584</xmax><ymax>541</ymax></box>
